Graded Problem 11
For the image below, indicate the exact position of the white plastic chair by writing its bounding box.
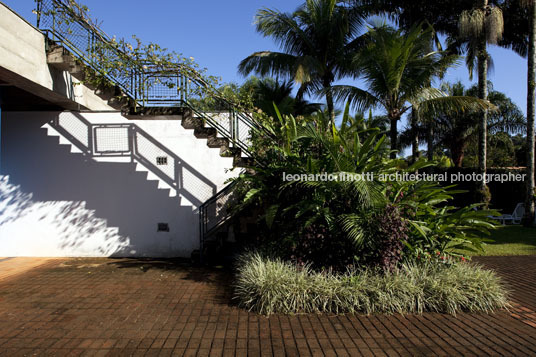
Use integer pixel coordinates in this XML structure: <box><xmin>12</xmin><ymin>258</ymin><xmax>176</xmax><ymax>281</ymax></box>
<box><xmin>495</xmin><ymin>203</ymin><xmax>525</xmax><ymax>225</ymax></box>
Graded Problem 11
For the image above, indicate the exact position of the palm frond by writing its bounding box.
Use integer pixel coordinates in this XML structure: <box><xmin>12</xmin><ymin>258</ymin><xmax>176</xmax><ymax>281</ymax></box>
<box><xmin>238</xmin><ymin>51</ymin><xmax>298</xmax><ymax>78</ymax></box>
<box><xmin>330</xmin><ymin>85</ymin><xmax>381</xmax><ymax>112</ymax></box>
<box><xmin>418</xmin><ymin>95</ymin><xmax>496</xmax><ymax>118</ymax></box>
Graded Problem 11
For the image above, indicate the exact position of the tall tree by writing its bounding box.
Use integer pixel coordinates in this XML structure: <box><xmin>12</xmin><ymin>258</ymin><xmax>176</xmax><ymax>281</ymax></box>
<box><xmin>331</xmin><ymin>25</ymin><xmax>487</xmax><ymax>158</ymax></box>
<box><xmin>251</xmin><ymin>78</ymin><xmax>322</xmax><ymax>118</ymax></box>
<box><xmin>416</xmin><ymin>82</ymin><xmax>526</xmax><ymax>167</ymax></box>
<box><xmin>522</xmin><ymin>0</ymin><xmax>536</xmax><ymax>225</ymax></box>
<box><xmin>459</xmin><ymin>1</ymin><xmax>504</xmax><ymax>204</ymax></box>
<box><xmin>238</xmin><ymin>0</ymin><xmax>366</xmax><ymax>127</ymax></box>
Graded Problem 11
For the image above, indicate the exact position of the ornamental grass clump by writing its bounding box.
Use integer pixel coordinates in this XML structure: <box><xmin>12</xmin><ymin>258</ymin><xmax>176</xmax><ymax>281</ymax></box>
<box><xmin>234</xmin><ymin>253</ymin><xmax>510</xmax><ymax>315</ymax></box>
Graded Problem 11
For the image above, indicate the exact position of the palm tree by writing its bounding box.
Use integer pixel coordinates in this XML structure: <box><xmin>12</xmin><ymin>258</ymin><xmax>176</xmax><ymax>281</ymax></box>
<box><xmin>251</xmin><ymin>78</ymin><xmax>321</xmax><ymax>118</ymax></box>
<box><xmin>521</xmin><ymin>0</ymin><xmax>536</xmax><ymax>225</ymax></box>
<box><xmin>419</xmin><ymin>82</ymin><xmax>526</xmax><ymax>167</ymax></box>
<box><xmin>331</xmin><ymin>24</ymin><xmax>485</xmax><ymax>158</ymax></box>
<box><xmin>459</xmin><ymin>1</ymin><xmax>504</xmax><ymax>203</ymax></box>
<box><xmin>238</xmin><ymin>0</ymin><xmax>366</xmax><ymax>126</ymax></box>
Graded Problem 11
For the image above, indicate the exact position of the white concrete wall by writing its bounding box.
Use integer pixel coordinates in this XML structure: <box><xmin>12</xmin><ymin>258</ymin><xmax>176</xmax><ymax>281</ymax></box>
<box><xmin>0</xmin><ymin>3</ymin><xmax>114</xmax><ymax>111</ymax></box>
<box><xmin>0</xmin><ymin>111</ymin><xmax>239</xmax><ymax>257</ymax></box>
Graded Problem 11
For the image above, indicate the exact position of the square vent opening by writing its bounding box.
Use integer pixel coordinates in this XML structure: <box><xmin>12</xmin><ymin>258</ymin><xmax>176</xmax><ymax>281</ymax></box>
<box><xmin>156</xmin><ymin>156</ymin><xmax>168</xmax><ymax>166</ymax></box>
<box><xmin>157</xmin><ymin>223</ymin><xmax>169</xmax><ymax>232</ymax></box>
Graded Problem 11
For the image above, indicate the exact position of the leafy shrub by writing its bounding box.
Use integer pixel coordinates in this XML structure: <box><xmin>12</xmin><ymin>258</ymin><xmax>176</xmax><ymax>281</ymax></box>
<box><xmin>234</xmin><ymin>253</ymin><xmax>510</xmax><ymax>315</ymax></box>
<box><xmin>233</xmin><ymin>106</ymin><xmax>499</xmax><ymax>271</ymax></box>
<box><xmin>360</xmin><ymin>204</ymin><xmax>409</xmax><ymax>271</ymax></box>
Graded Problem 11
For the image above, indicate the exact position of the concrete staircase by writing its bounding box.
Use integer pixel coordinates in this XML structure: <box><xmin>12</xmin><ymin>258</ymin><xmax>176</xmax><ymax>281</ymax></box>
<box><xmin>46</xmin><ymin>44</ymin><xmax>131</xmax><ymax>110</ymax></box>
<box><xmin>180</xmin><ymin>110</ymin><xmax>254</xmax><ymax>168</ymax></box>
<box><xmin>46</xmin><ymin>44</ymin><xmax>254</xmax><ymax>169</ymax></box>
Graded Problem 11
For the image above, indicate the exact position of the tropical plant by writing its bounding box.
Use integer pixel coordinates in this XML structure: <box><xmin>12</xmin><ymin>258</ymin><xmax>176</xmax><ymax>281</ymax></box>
<box><xmin>251</xmin><ymin>78</ymin><xmax>322</xmax><ymax>118</ymax></box>
<box><xmin>393</xmin><ymin>177</ymin><xmax>499</xmax><ymax>257</ymax></box>
<box><xmin>361</xmin><ymin>0</ymin><xmax>529</xmax><ymax>59</ymax></box>
<box><xmin>235</xmin><ymin>104</ymin><xmax>499</xmax><ymax>271</ymax></box>
<box><xmin>459</xmin><ymin>0</ymin><xmax>504</xmax><ymax>203</ymax></box>
<box><xmin>409</xmin><ymin>81</ymin><xmax>526</xmax><ymax>167</ymax></box>
<box><xmin>331</xmin><ymin>24</ymin><xmax>492</xmax><ymax>158</ymax></box>
<box><xmin>235</xmin><ymin>252</ymin><xmax>510</xmax><ymax>315</ymax></box>
<box><xmin>238</xmin><ymin>0</ymin><xmax>366</xmax><ymax>125</ymax></box>
<box><xmin>235</xmin><ymin>105</ymin><xmax>390</xmax><ymax>270</ymax></box>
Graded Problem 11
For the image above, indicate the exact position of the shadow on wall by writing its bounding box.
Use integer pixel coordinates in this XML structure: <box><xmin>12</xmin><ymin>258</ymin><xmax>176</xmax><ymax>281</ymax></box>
<box><xmin>0</xmin><ymin>112</ymin><xmax>217</xmax><ymax>257</ymax></box>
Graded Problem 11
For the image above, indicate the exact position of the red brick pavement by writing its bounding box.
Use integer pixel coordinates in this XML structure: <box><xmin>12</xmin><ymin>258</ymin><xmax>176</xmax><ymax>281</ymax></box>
<box><xmin>0</xmin><ymin>256</ymin><xmax>534</xmax><ymax>356</ymax></box>
<box><xmin>473</xmin><ymin>256</ymin><xmax>536</xmax><ymax>330</ymax></box>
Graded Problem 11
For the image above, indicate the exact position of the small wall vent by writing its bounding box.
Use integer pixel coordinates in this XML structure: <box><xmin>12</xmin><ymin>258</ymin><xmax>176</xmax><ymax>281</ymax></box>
<box><xmin>157</xmin><ymin>223</ymin><xmax>169</xmax><ymax>232</ymax></box>
<box><xmin>156</xmin><ymin>156</ymin><xmax>168</xmax><ymax>166</ymax></box>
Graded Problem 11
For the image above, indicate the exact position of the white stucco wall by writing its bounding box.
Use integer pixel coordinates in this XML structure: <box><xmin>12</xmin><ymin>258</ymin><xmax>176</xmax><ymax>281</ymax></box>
<box><xmin>0</xmin><ymin>3</ymin><xmax>114</xmax><ymax>111</ymax></box>
<box><xmin>0</xmin><ymin>111</ymin><xmax>239</xmax><ymax>257</ymax></box>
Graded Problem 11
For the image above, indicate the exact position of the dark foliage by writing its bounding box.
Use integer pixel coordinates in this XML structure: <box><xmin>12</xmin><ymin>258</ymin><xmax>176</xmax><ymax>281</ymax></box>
<box><xmin>363</xmin><ymin>205</ymin><xmax>409</xmax><ymax>272</ymax></box>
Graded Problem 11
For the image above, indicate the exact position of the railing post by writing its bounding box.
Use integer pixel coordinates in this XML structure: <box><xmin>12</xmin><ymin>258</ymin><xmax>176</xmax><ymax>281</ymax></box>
<box><xmin>234</xmin><ymin>111</ymin><xmax>239</xmax><ymax>143</ymax></box>
<box><xmin>199</xmin><ymin>206</ymin><xmax>205</xmax><ymax>264</ymax></box>
<box><xmin>36</xmin><ymin>0</ymin><xmax>42</xmax><ymax>28</ymax></box>
<box><xmin>88</xmin><ymin>125</ymin><xmax>95</xmax><ymax>156</ymax></box>
<box><xmin>129</xmin><ymin>125</ymin><xmax>136</xmax><ymax>162</ymax></box>
<box><xmin>51</xmin><ymin>8</ymin><xmax>56</xmax><ymax>42</ymax></box>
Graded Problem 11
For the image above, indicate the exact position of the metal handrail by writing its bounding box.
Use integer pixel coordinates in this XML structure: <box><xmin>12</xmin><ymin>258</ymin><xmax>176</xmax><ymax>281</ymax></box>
<box><xmin>35</xmin><ymin>0</ymin><xmax>273</xmax><ymax>260</ymax></box>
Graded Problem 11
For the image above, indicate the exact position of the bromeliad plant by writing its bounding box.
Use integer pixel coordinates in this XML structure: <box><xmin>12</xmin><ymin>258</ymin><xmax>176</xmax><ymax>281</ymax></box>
<box><xmin>233</xmin><ymin>103</ymin><xmax>499</xmax><ymax>271</ymax></box>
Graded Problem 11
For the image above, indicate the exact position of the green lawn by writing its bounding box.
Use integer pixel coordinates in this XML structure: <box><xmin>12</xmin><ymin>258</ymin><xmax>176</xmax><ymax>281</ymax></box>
<box><xmin>468</xmin><ymin>226</ymin><xmax>536</xmax><ymax>256</ymax></box>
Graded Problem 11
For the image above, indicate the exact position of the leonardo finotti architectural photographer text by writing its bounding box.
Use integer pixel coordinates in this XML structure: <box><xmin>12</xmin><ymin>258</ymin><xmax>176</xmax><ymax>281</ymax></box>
<box><xmin>283</xmin><ymin>172</ymin><xmax>527</xmax><ymax>183</ymax></box>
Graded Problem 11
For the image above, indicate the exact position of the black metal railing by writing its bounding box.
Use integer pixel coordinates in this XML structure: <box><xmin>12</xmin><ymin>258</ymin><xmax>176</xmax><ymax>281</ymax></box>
<box><xmin>35</xmin><ymin>0</ymin><xmax>271</xmax><ymax>259</ymax></box>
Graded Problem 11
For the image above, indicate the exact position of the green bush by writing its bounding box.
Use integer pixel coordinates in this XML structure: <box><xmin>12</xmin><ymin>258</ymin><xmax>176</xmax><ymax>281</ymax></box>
<box><xmin>234</xmin><ymin>253</ymin><xmax>510</xmax><ymax>315</ymax></box>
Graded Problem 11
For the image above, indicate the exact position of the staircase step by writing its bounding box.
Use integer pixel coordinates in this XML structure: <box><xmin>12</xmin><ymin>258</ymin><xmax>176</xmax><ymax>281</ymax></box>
<box><xmin>233</xmin><ymin>156</ymin><xmax>254</xmax><ymax>168</ymax></box>
<box><xmin>182</xmin><ymin>116</ymin><xmax>204</xmax><ymax>130</ymax></box>
<box><xmin>194</xmin><ymin>127</ymin><xmax>217</xmax><ymax>139</ymax></box>
<box><xmin>108</xmin><ymin>95</ymin><xmax>129</xmax><ymax>110</ymax></box>
<box><xmin>47</xmin><ymin>45</ymin><xmax>76</xmax><ymax>71</ymax></box>
<box><xmin>207</xmin><ymin>136</ymin><xmax>229</xmax><ymax>148</ymax></box>
<box><xmin>220</xmin><ymin>147</ymin><xmax>240</xmax><ymax>158</ymax></box>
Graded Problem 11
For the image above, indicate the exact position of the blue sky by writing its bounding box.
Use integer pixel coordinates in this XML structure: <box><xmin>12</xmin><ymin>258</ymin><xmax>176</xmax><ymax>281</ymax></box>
<box><xmin>4</xmin><ymin>0</ymin><xmax>529</xmax><ymax>117</ymax></box>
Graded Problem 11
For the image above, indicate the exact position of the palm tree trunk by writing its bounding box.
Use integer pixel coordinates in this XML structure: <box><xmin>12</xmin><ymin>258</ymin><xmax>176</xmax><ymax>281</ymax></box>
<box><xmin>323</xmin><ymin>77</ymin><xmax>335</xmax><ymax>130</ymax></box>
<box><xmin>477</xmin><ymin>33</ymin><xmax>490</xmax><ymax>204</ymax></box>
<box><xmin>524</xmin><ymin>1</ymin><xmax>536</xmax><ymax>226</ymax></box>
<box><xmin>389</xmin><ymin>114</ymin><xmax>399</xmax><ymax>159</ymax></box>
<box><xmin>411</xmin><ymin>111</ymin><xmax>420</xmax><ymax>162</ymax></box>
<box><xmin>427</xmin><ymin>124</ymin><xmax>434</xmax><ymax>161</ymax></box>
<box><xmin>450</xmin><ymin>140</ymin><xmax>466</xmax><ymax>168</ymax></box>
<box><xmin>296</xmin><ymin>84</ymin><xmax>306</xmax><ymax>103</ymax></box>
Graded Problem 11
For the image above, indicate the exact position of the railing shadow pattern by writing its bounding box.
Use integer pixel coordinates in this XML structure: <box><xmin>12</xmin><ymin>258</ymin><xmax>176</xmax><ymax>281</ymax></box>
<box><xmin>35</xmin><ymin>0</ymin><xmax>273</xmax><ymax>256</ymax></box>
<box><xmin>51</xmin><ymin>112</ymin><xmax>217</xmax><ymax>208</ymax></box>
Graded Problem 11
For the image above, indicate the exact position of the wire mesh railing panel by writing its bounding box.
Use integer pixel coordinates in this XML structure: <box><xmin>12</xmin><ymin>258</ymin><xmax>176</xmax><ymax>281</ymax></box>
<box><xmin>37</xmin><ymin>0</ymin><xmax>278</xmax><ymax>257</ymax></box>
<box><xmin>236</xmin><ymin>118</ymin><xmax>252</xmax><ymax>153</ymax></box>
<box><xmin>135</xmin><ymin>131</ymin><xmax>176</xmax><ymax>181</ymax></box>
<box><xmin>202</xmin><ymin>183</ymin><xmax>237</xmax><ymax>235</ymax></box>
<box><xmin>94</xmin><ymin>126</ymin><xmax>130</xmax><ymax>154</ymax></box>
<box><xmin>37</xmin><ymin>0</ymin><xmax>137</xmax><ymax>98</ymax></box>
<box><xmin>204</xmin><ymin>112</ymin><xmax>231</xmax><ymax>137</ymax></box>
<box><xmin>180</xmin><ymin>165</ymin><xmax>216</xmax><ymax>209</ymax></box>
<box><xmin>143</xmin><ymin>74</ymin><xmax>181</xmax><ymax>106</ymax></box>
<box><xmin>57</xmin><ymin>112</ymin><xmax>90</xmax><ymax>148</ymax></box>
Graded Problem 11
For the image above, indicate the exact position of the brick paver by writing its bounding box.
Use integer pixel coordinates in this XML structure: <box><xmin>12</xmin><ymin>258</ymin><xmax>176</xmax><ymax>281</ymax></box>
<box><xmin>0</xmin><ymin>257</ymin><xmax>59</xmax><ymax>282</ymax></box>
<box><xmin>0</xmin><ymin>256</ymin><xmax>534</xmax><ymax>356</ymax></box>
<box><xmin>474</xmin><ymin>256</ymin><xmax>536</xmax><ymax>330</ymax></box>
